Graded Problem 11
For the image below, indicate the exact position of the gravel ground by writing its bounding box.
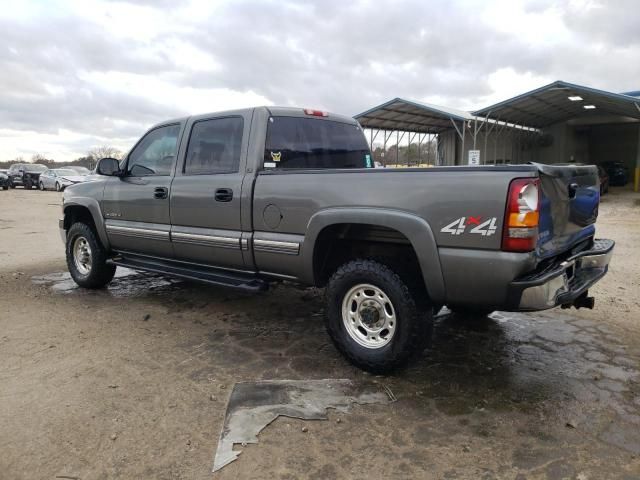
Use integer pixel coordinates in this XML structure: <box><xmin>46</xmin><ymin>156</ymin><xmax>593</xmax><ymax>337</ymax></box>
<box><xmin>0</xmin><ymin>186</ymin><xmax>639</xmax><ymax>480</ymax></box>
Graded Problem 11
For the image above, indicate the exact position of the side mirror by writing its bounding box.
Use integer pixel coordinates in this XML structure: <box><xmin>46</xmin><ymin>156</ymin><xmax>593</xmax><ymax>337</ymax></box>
<box><xmin>96</xmin><ymin>157</ymin><xmax>122</xmax><ymax>176</ymax></box>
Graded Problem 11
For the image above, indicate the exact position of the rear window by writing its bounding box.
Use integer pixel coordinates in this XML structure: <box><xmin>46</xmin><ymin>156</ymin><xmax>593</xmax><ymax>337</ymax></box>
<box><xmin>264</xmin><ymin>117</ymin><xmax>371</xmax><ymax>169</ymax></box>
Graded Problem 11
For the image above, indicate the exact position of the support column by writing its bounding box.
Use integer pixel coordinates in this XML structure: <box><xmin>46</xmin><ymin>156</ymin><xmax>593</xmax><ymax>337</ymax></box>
<box><xmin>461</xmin><ymin>122</ymin><xmax>466</xmax><ymax>165</ymax></box>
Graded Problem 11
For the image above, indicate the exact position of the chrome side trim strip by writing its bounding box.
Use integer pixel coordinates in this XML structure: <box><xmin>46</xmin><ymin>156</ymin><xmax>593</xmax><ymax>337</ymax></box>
<box><xmin>253</xmin><ymin>239</ymin><xmax>300</xmax><ymax>255</ymax></box>
<box><xmin>171</xmin><ymin>231</ymin><xmax>240</xmax><ymax>249</ymax></box>
<box><xmin>106</xmin><ymin>225</ymin><xmax>169</xmax><ymax>241</ymax></box>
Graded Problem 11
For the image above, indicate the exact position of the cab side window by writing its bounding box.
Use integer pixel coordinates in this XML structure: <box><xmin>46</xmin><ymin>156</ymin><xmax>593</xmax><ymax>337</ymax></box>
<box><xmin>184</xmin><ymin>117</ymin><xmax>244</xmax><ymax>175</ymax></box>
<box><xmin>127</xmin><ymin>124</ymin><xmax>181</xmax><ymax>176</ymax></box>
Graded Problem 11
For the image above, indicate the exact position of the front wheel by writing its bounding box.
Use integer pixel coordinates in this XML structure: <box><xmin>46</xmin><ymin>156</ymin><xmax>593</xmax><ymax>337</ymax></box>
<box><xmin>325</xmin><ymin>259</ymin><xmax>432</xmax><ymax>373</ymax></box>
<box><xmin>55</xmin><ymin>182</ymin><xmax>61</xmax><ymax>192</ymax></box>
<box><xmin>39</xmin><ymin>182</ymin><xmax>45</xmax><ymax>191</ymax></box>
<box><xmin>66</xmin><ymin>222</ymin><xmax>116</xmax><ymax>288</ymax></box>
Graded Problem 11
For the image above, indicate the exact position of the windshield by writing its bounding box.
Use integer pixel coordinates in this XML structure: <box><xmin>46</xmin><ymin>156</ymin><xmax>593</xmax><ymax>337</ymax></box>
<box><xmin>264</xmin><ymin>117</ymin><xmax>371</xmax><ymax>169</ymax></box>
<box><xmin>55</xmin><ymin>169</ymin><xmax>78</xmax><ymax>176</ymax></box>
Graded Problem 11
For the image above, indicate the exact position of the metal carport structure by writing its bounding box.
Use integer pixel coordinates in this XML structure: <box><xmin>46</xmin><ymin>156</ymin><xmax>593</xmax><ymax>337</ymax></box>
<box><xmin>356</xmin><ymin>98</ymin><xmax>476</xmax><ymax>166</ymax></box>
<box><xmin>473</xmin><ymin>80</ymin><xmax>640</xmax><ymax>128</ymax></box>
<box><xmin>355</xmin><ymin>97</ymin><xmax>535</xmax><ymax>166</ymax></box>
<box><xmin>473</xmin><ymin>81</ymin><xmax>640</xmax><ymax>190</ymax></box>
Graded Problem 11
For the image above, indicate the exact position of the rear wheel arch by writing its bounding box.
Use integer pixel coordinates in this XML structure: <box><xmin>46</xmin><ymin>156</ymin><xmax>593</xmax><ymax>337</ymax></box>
<box><xmin>304</xmin><ymin>209</ymin><xmax>445</xmax><ymax>303</ymax></box>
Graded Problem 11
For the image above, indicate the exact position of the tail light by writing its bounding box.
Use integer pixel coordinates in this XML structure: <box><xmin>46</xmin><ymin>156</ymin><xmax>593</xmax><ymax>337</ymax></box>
<box><xmin>502</xmin><ymin>178</ymin><xmax>540</xmax><ymax>252</ymax></box>
<box><xmin>303</xmin><ymin>108</ymin><xmax>328</xmax><ymax>117</ymax></box>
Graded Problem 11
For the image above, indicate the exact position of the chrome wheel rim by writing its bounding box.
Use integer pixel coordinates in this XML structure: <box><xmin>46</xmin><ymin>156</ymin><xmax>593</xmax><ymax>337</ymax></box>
<box><xmin>341</xmin><ymin>283</ymin><xmax>396</xmax><ymax>349</ymax></box>
<box><xmin>73</xmin><ymin>236</ymin><xmax>92</xmax><ymax>275</ymax></box>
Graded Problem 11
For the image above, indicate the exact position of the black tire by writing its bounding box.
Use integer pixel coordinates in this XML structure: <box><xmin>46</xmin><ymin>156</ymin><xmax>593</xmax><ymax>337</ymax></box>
<box><xmin>55</xmin><ymin>182</ymin><xmax>61</xmax><ymax>192</ymax></box>
<box><xmin>66</xmin><ymin>222</ymin><xmax>116</xmax><ymax>289</ymax></box>
<box><xmin>24</xmin><ymin>179</ymin><xmax>32</xmax><ymax>189</ymax></box>
<box><xmin>325</xmin><ymin>259</ymin><xmax>432</xmax><ymax>374</ymax></box>
<box><xmin>39</xmin><ymin>182</ymin><xmax>45</xmax><ymax>191</ymax></box>
<box><xmin>2</xmin><ymin>186</ymin><xmax>7</xmax><ymax>190</ymax></box>
<box><xmin>10</xmin><ymin>182</ymin><xmax>15</xmax><ymax>189</ymax></box>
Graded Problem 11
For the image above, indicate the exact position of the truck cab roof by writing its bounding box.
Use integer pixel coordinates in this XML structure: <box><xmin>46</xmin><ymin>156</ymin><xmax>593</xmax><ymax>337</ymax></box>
<box><xmin>148</xmin><ymin>106</ymin><xmax>359</xmax><ymax>132</ymax></box>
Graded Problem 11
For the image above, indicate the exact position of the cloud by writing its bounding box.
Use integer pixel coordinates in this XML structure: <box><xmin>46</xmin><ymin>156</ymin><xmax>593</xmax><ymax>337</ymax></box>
<box><xmin>1</xmin><ymin>0</ymin><xmax>639</xmax><ymax>161</ymax></box>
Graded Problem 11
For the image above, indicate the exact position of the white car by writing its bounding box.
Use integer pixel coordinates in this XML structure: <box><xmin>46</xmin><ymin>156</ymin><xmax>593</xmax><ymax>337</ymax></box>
<box><xmin>38</xmin><ymin>168</ymin><xmax>89</xmax><ymax>191</ymax></box>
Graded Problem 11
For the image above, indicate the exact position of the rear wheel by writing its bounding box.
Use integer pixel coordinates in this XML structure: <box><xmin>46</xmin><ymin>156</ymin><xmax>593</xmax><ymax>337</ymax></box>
<box><xmin>24</xmin><ymin>179</ymin><xmax>32</xmax><ymax>189</ymax></box>
<box><xmin>66</xmin><ymin>222</ymin><xmax>116</xmax><ymax>288</ymax></box>
<box><xmin>325</xmin><ymin>259</ymin><xmax>432</xmax><ymax>373</ymax></box>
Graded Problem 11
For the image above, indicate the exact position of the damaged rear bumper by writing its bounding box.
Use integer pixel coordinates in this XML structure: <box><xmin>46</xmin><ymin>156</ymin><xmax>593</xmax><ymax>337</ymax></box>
<box><xmin>508</xmin><ymin>238</ymin><xmax>614</xmax><ymax>311</ymax></box>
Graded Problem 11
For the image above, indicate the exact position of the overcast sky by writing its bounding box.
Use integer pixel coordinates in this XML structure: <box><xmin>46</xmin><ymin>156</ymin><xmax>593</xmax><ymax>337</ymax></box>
<box><xmin>1</xmin><ymin>0</ymin><xmax>638</xmax><ymax>162</ymax></box>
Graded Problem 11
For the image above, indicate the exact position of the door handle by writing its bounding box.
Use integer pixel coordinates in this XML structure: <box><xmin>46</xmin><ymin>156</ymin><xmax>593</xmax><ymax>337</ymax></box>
<box><xmin>215</xmin><ymin>188</ymin><xmax>233</xmax><ymax>202</ymax></box>
<box><xmin>154</xmin><ymin>187</ymin><xmax>168</xmax><ymax>199</ymax></box>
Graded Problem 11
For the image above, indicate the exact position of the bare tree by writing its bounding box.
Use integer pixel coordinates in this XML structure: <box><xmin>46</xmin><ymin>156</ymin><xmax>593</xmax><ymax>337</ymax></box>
<box><xmin>87</xmin><ymin>146</ymin><xmax>123</xmax><ymax>169</ymax></box>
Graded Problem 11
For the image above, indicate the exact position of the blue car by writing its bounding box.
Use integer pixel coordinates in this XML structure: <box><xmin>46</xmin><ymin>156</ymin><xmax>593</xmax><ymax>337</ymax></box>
<box><xmin>601</xmin><ymin>161</ymin><xmax>629</xmax><ymax>186</ymax></box>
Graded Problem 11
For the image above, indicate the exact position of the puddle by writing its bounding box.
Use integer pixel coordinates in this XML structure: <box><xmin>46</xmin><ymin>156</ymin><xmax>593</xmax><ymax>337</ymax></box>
<box><xmin>32</xmin><ymin>268</ymin><xmax>183</xmax><ymax>297</ymax></box>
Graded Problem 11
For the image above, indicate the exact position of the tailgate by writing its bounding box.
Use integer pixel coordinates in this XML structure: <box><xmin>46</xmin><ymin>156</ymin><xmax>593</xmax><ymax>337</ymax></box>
<box><xmin>536</xmin><ymin>163</ymin><xmax>599</xmax><ymax>259</ymax></box>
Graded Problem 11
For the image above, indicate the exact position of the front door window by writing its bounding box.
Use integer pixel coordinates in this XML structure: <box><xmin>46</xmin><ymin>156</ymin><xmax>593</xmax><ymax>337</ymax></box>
<box><xmin>127</xmin><ymin>124</ymin><xmax>181</xmax><ymax>176</ymax></box>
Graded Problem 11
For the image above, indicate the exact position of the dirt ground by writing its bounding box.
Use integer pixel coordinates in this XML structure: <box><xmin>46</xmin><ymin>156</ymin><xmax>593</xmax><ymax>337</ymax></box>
<box><xmin>1</xmin><ymin>187</ymin><xmax>639</xmax><ymax>480</ymax></box>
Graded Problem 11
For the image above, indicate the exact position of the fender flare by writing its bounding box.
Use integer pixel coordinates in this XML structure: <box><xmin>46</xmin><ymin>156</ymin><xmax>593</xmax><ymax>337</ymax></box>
<box><xmin>63</xmin><ymin>198</ymin><xmax>110</xmax><ymax>249</ymax></box>
<box><xmin>302</xmin><ymin>207</ymin><xmax>445</xmax><ymax>303</ymax></box>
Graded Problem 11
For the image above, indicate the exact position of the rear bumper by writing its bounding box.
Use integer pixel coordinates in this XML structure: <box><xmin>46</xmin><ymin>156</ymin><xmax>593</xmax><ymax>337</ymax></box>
<box><xmin>507</xmin><ymin>239</ymin><xmax>614</xmax><ymax>311</ymax></box>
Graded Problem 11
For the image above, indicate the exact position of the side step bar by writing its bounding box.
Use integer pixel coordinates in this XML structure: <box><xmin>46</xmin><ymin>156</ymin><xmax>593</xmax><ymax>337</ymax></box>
<box><xmin>107</xmin><ymin>253</ymin><xmax>268</xmax><ymax>292</ymax></box>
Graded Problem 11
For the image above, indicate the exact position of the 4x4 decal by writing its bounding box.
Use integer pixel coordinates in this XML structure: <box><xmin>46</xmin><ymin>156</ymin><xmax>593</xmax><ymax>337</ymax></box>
<box><xmin>440</xmin><ymin>217</ymin><xmax>498</xmax><ymax>236</ymax></box>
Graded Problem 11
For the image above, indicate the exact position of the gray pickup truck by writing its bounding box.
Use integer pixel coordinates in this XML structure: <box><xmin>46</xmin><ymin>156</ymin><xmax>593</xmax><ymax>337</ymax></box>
<box><xmin>60</xmin><ymin>107</ymin><xmax>614</xmax><ymax>372</ymax></box>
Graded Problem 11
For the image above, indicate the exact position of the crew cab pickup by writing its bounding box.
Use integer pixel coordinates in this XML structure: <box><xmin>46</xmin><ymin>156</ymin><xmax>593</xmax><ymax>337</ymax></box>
<box><xmin>60</xmin><ymin>107</ymin><xmax>614</xmax><ymax>372</ymax></box>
